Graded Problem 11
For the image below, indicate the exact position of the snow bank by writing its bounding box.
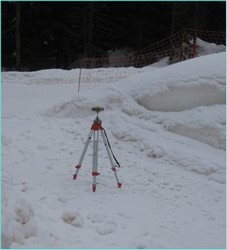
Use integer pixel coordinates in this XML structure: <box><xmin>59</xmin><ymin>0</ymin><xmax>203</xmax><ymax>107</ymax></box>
<box><xmin>136</xmin><ymin>81</ymin><xmax>225</xmax><ymax>111</ymax></box>
<box><xmin>161</xmin><ymin>105</ymin><xmax>226</xmax><ymax>149</ymax></box>
<box><xmin>132</xmin><ymin>52</ymin><xmax>225</xmax><ymax>112</ymax></box>
<box><xmin>1</xmin><ymin>181</ymin><xmax>38</xmax><ymax>248</ymax></box>
<box><xmin>49</xmin><ymin>52</ymin><xmax>225</xmax><ymax>114</ymax></box>
<box><xmin>1</xmin><ymin>69</ymin><xmax>80</xmax><ymax>85</ymax></box>
<box><xmin>197</xmin><ymin>38</ymin><xmax>226</xmax><ymax>56</ymax></box>
<box><xmin>46</xmin><ymin>52</ymin><xmax>225</xmax><ymax>151</ymax></box>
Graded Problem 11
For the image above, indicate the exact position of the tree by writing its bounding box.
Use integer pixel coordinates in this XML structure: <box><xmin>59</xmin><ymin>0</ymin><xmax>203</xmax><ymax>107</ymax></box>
<box><xmin>1</xmin><ymin>1</ymin><xmax>225</xmax><ymax>70</ymax></box>
<box><xmin>171</xmin><ymin>2</ymin><xmax>177</xmax><ymax>35</ymax></box>
<box><xmin>15</xmin><ymin>2</ymin><xmax>21</xmax><ymax>70</ymax></box>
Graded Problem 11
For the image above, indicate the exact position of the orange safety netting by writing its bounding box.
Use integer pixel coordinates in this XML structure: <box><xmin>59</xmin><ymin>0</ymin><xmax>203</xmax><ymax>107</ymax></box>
<box><xmin>78</xmin><ymin>28</ymin><xmax>225</xmax><ymax>91</ymax></box>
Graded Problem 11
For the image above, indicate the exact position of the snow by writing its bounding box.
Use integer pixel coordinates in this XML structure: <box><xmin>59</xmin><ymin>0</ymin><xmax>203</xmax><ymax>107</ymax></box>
<box><xmin>196</xmin><ymin>38</ymin><xmax>226</xmax><ymax>56</ymax></box>
<box><xmin>2</xmin><ymin>51</ymin><xmax>226</xmax><ymax>249</ymax></box>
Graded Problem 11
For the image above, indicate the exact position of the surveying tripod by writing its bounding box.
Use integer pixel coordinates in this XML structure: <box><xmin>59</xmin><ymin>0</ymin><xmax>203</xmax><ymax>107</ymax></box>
<box><xmin>72</xmin><ymin>107</ymin><xmax>122</xmax><ymax>192</ymax></box>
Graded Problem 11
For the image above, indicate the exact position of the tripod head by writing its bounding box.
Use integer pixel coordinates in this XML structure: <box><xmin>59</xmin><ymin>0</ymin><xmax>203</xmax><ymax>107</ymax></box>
<box><xmin>91</xmin><ymin>106</ymin><xmax>104</xmax><ymax>114</ymax></box>
<box><xmin>92</xmin><ymin>106</ymin><xmax>104</xmax><ymax>123</ymax></box>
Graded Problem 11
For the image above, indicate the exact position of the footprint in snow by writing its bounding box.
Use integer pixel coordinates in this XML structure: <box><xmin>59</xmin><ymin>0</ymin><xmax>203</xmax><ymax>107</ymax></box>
<box><xmin>96</xmin><ymin>219</ymin><xmax>117</xmax><ymax>235</ymax></box>
<box><xmin>62</xmin><ymin>211</ymin><xmax>84</xmax><ymax>228</ymax></box>
<box><xmin>87</xmin><ymin>213</ymin><xmax>117</xmax><ymax>235</ymax></box>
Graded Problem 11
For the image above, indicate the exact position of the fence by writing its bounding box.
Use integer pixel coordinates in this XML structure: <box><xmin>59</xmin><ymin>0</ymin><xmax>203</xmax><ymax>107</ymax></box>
<box><xmin>78</xmin><ymin>28</ymin><xmax>225</xmax><ymax>91</ymax></box>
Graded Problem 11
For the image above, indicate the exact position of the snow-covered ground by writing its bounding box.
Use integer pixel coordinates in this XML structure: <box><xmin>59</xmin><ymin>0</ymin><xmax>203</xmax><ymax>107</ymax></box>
<box><xmin>1</xmin><ymin>52</ymin><xmax>226</xmax><ymax>249</ymax></box>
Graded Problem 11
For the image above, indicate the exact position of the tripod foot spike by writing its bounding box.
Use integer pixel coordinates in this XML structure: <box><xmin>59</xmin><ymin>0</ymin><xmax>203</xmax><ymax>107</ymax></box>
<box><xmin>92</xmin><ymin>184</ymin><xmax>96</xmax><ymax>192</ymax></box>
<box><xmin>118</xmin><ymin>183</ymin><xmax>122</xmax><ymax>188</ymax></box>
<box><xmin>72</xmin><ymin>174</ymin><xmax>77</xmax><ymax>180</ymax></box>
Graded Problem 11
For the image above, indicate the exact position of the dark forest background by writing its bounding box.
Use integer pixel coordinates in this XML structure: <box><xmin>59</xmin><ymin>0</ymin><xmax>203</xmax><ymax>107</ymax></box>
<box><xmin>2</xmin><ymin>1</ymin><xmax>226</xmax><ymax>71</ymax></box>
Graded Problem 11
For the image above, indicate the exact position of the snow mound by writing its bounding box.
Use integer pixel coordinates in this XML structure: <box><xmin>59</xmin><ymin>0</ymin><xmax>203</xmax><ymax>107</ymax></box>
<box><xmin>197</xmin><ymin>38</ymin><xmax>226</xmax><ymax>56</ymax></box>
<box><xmin>45</xmin><ymin>53</ymin><xmax>225</xmax><ymax>152</ymax></box>
<box><xmin>2</xmin><ymin>69</ymin><xmax>79</xmax><ymax>85</ymax></box>
<box><xmin>46</xmin><ymin>53</ymin><xmax>225</xmax><ymax>118</ymax></box>
<box><xmin>133</xmin><ymin>53</ymin><xmax>225</xmax><ymax>112</ymax></box>
<box><xmin>161</xmin><ymin>105</ymin><xmax>225</xmax><ymax>149</ymax></box>
<box><xmin>1</xmin><ymin>190</ymin><xmax>38</xmax><ymax>248</ymax></box>
<box><xmin>136</xmin><ymin>79</ymin><xmax>225</xmax><ymax>111</ymax></box>
<box><xmin>45</xmin><ymin>89</ymin><xmax>124</xmax><ymax>118</ymax></box>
